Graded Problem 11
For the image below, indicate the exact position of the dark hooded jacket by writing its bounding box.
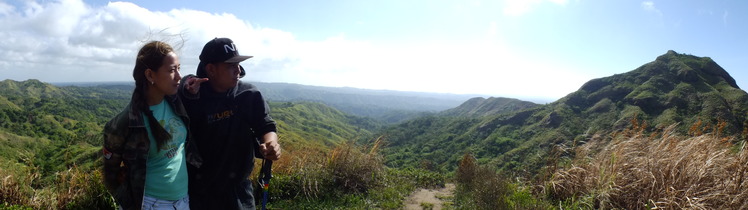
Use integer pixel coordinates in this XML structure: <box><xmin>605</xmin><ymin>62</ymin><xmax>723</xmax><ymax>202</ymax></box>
<box><xmin>181</xmin><ymin>79</ymin><xmax>277</xmax><ymax>210</ymax></box>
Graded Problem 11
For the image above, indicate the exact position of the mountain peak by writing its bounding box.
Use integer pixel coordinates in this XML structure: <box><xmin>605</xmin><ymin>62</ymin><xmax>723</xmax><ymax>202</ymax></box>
<box><xmin>565</xmin><ymin>51</ymin><xmax>747</xmax><ymax>133</ymax></box>
<box><xmin>651</xmin><ymin>50</ymin><xmax>737</xmax><ymax>89</ymax></box>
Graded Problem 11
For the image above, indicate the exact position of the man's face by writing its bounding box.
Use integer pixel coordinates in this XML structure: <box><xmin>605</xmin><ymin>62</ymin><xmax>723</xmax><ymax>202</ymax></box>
<box><xmin>207</xmin><ymin>62</ymin><xmax>241</xmax><ymax>92</ymax></box>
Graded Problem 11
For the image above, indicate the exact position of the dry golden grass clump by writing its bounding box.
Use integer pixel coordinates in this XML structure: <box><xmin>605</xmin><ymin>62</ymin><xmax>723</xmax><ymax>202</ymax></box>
<box><xmin>269</xmin><ymin>137</ymin><xmax>386</xmax><ymax>199</ymax></box>
<box><xmin>1</xmin><ymin>164</ymin><xmax>113</xmax><ymax>209</ymax></box>
<box><xmin>455</xmin><ymin>153</ymin><xmax>510</xmax><ymax>209</ymax></box>
<box><xmin>0</xmin><ymin>162</ymin><xmax>37</xmax><ymax>208</ymax></box>
<box><xmin>327</xmin><ymin>139</ymin><xmax>385</xmax><ymax>194</ymax></box>
<box><xmin>1</xmin><ymin>170</ymin><xmax>32</xmax><ymax>207</ymax></box>
<box><xmin>549</xmin><ymin>122</ymin><xmax>748</xmax><ymax>209</ymax></box>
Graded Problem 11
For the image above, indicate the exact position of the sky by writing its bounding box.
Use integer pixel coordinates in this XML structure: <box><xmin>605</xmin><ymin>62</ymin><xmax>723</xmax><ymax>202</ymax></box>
<box><xmin>0</xmin><ymin>0</ymin><xmax>746</xmax><ymax>103</ymax></box>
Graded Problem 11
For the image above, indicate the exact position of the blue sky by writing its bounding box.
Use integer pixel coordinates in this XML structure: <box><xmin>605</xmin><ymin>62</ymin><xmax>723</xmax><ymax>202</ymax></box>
<box><xmin>0</xmin><ymin>0</ymin><xmax>746</xmax><ymax>102</ymax></box>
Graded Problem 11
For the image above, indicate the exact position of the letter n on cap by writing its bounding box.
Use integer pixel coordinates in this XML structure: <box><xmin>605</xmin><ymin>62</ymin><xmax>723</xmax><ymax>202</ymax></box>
<box><xmin>224</xmin><ymin>43</ymin><xmax>237</xmax><ymax>53</ymax></box>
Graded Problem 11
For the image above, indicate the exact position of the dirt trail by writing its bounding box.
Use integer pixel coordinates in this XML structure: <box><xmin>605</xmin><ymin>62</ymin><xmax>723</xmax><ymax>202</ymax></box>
<box><xmin>404</xmin><ymin>183</ymin><xmax>455</xmax><ymax>210</ymax></box>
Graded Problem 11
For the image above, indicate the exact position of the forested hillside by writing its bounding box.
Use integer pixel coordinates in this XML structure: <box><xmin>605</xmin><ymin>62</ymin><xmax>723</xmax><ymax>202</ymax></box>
<box><xmin>377</xmin><ymin>50</ymin><xmax>748</xmax><ymax>175</ymax></box>
<box><xmin>0</xmin><ymin>80</ymin><xmax>131</xmax><ymax>209</ymax></box>
<box><xmin>441</xmin><ymin>97</ymin><xmax>538</xmax><ymax>117</ymax></box>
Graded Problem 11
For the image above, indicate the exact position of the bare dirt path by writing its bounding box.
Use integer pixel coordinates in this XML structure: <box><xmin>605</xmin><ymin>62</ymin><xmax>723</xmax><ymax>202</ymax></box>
<box><xmin>404</xmin><ymin>183</ymin><xmax>455</xmax><ymax>210</ymax></box>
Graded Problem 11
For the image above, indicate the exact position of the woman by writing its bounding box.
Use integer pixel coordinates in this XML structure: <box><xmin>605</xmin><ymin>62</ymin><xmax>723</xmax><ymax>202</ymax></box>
<box><xmin>102</xmin><ymin>41</ymin><xmax>198</xmax><ymax>210</ymax></box>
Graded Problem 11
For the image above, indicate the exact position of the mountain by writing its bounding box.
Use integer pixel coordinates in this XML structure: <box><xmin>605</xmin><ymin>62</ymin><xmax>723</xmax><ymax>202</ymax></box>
<box><xmin>441</xmin><ymin>97</ymin><xmax>539</xmax><ymax>117</ymax></box>
<box><xmin>269</xmin><ymin>101</ymin><xmax>382</xmax><ymax>151</ymax></box>
<box><xmin>253</xmin><ymin>82</ymin><xmax>482</xmax><ymax>123</ymax></box>
<box><xmin>0</xmin><ymin>79</ymin><xmax>68</xmax><ymax>99</ymax></box>
<box><xmin>562</xmin><ymin>50</ymin><xmax>747</xmax><ymax>134</ymax></box>
<box><xmin>0</xmin><ymin>80</ymin><xmax>130</xmax><ymax>142</ymax></box>
<box><xmin>50</xmin><ymin>81</ymin><xmax>482</xmax><ymax>123</ymax></box>
<box><xmin>377</xmin><ymin>50</ymin><xmax>748</xmax><ymax>175</ymax></box>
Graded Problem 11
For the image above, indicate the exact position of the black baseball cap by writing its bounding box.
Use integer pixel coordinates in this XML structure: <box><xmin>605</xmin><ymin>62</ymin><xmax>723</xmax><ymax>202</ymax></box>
<box><xmin>196</xmin><ymin>37</ymin><xmax>252</xmax><ymax>78</ymax></box>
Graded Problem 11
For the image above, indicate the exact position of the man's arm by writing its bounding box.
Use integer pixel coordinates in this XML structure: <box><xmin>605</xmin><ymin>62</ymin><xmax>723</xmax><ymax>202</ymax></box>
<box><xmin>178</xmin><ymin>75</ymin><xmax>209</xmax><ymax>99</ymax></box>
<box><xmin>241</xmin><ymin>84</ymin><xmax>281</xmax><ymax>160</ymax></box>
<box><xmin>259</xmin><ymin>132</ymin><xmax>281</xmax><ymax>160</ymax></box>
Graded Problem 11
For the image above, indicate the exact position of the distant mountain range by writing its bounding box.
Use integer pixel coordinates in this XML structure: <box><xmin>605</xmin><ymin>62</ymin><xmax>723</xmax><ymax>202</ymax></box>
<box><xmin>378</xmin><ymin>50</ymin><xmax>748</xmax><ymax>175</ymax></box>
<box><xmin>252</xmin><ymin>82</ymin><xmax>484</xmax><ymax>123</ymax></box>
<box><xmin>51</xmin><ymin>81</ymin><xmax>485</xmax><ymax>123</ymax></box>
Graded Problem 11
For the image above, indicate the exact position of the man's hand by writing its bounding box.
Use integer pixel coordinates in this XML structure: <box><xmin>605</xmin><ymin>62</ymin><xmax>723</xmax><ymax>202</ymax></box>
<box><xmin>185</xmin><ymin>76</ymin><xmax>209</xmax><ymax>94</ymax></box>
<box><xmin>259</xmin><ymin>132</ymin><xmax>281</xmax><ymax>160</ymax></box>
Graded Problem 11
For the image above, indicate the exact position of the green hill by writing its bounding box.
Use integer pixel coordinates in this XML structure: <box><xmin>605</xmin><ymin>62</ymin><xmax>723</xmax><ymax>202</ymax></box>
<box><xmin>269</xmin><ymin>101</ymin><xmax>382</xmax><ymax>152</ymax></box>
<box><xmin>0</xmin><ymin>95</ymin><xmax>20</xmax><ymax>110</ymax></box>
<box><xmin>441</xmin><ymin>97</ymin><xmax>539</xmax><ymax>118</ymax></box>
<box><xmin>377</xmin><ymin>50</ymin><xmax>748</xmax><ymax>175</ymax></box>
<box><xmin>0</xmin><ymin>79</ymin><xmax>68</xmax><ymax>99</ymax></box>
<box><xmin>0</xmin><ymin>80</ymin><xmax>130</xmax><ymax>143</ymax></box>
<box><xmin>562</xmin><ymin>50</ymin><xmax>746</xmax><ymax>134</ymax></box>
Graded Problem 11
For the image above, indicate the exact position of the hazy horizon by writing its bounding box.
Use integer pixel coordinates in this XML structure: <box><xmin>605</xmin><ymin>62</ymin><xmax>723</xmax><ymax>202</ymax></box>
<box><xmin>41</xmin><ymin>79</ymin><xmax>558</xmax><ymax>103</ymax></box>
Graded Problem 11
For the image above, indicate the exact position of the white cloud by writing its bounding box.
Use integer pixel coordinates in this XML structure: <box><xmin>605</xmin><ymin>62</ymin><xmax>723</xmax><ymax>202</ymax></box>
<box><xmin>248</xmin><ymin>37</ymin><xmax>588</xmax><ymax>99</ymax></box>
<box><xmin>641</xmin><ymin>1</ymin><xmax>663</xmax><ymax>16</ymax></box>
<box><xmin>0</xmin><ymin>0</ymin><xmax>587</xmax><ymax>100</ymax></box>
<box><xmin>0</xmin><ymin>0</ymin><xmax>280</xmax><ymax>82</ymax></box>
<box><xmin>0</xmin><ymin>2</ymin><xmax>14</xmax><ymax>16</ymax></box>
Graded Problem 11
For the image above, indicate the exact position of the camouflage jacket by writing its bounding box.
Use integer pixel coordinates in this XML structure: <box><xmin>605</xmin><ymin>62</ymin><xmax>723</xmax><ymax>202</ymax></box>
<box><xmin>102</xmin><ymin>95</ymin><xmax>201</xmax><ymax>210</ymax></box>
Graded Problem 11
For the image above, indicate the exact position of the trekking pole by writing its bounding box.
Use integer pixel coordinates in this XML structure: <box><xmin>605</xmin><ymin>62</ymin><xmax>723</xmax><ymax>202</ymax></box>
<box><xmin>259</xmin><ymin>158</ymin><xmax>272</xmax><ymax>210</ymax></box>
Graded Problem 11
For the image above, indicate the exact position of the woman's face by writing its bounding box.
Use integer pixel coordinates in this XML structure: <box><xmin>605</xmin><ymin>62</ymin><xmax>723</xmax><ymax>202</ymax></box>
<box><xmin>150</xmin><ymin>52</ymin><xmax>181</xmax><ymax>95</ymax></box>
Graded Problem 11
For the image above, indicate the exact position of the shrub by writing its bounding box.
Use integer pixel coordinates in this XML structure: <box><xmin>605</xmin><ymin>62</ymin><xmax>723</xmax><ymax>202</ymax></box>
<box><xmin>453</xmin><ymin>153</ymin><xmax>510</xmax><ymax>210</ymax></box>
<box><xmin>55</xmin><ymin>166</ymin><xmax>115</xmax><ymax>210</ymax></box>
<box><xmin>327</xmin><ymin>141</ymin><xmax>384</xmax><ymax>194</ymax></box>
<box><xmin>0</xmin><ymin>162</ymin><xmax>113</xmax><ymax>209</ymax></box>
<box><xmin>0</xmin><ymin>162</ymin><xmax>36</xmax><ymax>207</ymax></box>
<box><xmin>1</xmin><ymin>173</ymin><xmax>30</xmax><ymax>208</ymax></box>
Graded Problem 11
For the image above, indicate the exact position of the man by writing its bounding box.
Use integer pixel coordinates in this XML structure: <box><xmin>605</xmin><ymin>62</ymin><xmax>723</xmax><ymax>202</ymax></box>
<box><xmin>181</xmin><ymin>37</ymin><xmax>281</xmax><ymax>210</ymax></box>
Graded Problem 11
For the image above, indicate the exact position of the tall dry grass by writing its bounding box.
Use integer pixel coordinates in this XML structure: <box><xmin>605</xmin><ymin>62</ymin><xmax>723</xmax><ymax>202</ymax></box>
<box><xmin>454</xmin><ymin>153</ymin><xmax>511</xmax><ymax>210</ymax></box>
<box><xmin>267</xmin><ymin>136</ymin><xmax>447</xmax><ymax>209</ymax></box>
<box><xmin>0</xmin><ymin>164</ymin><xmax>113</xmax><ymax>209</ymax></box>
<box><xmin>1</xmin><ymin>160</ymin><xmax>37</xmax><ymax>208</ymax></box>
<box><xmin>327</xmin><ymin>138</ymin><xmax>385</xmax><ymax>194</ymax></box>
<box><xmin>270</xmin><ymin>137</ymin><xmax>385</xmax><ymax>200</ymax></box>
<box><xmin>549</xmin><ymin>123</ymin><xmax>748</xmax><ymax>209</ymax></box>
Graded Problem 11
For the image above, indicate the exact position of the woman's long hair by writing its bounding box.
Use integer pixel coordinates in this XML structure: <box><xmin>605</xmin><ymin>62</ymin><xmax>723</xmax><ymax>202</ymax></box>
<box><xmin>132</xmin><ymin>41</ymin><xmax>174</xmax><ymax>150</ymax></box>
